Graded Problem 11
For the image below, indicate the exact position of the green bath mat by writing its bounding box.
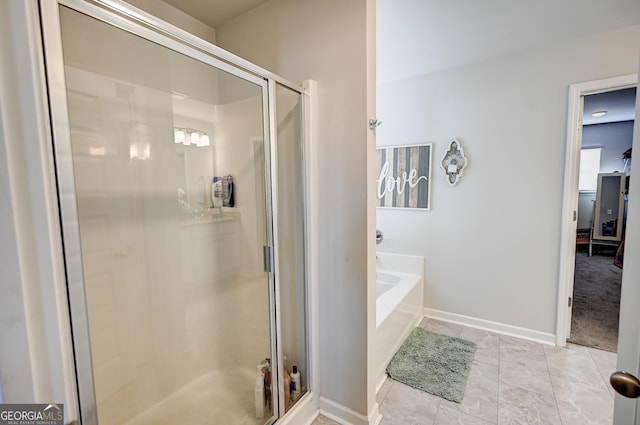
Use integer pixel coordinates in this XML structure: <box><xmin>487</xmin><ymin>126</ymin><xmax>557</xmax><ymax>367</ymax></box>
<box><xmin>386</xmin><ymin>327</ymin><xmax>476</xmax><ymax>403</ymax></box>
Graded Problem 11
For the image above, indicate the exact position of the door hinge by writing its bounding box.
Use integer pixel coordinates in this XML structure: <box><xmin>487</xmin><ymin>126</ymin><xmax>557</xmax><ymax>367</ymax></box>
<box><xmin>263</xmin><ymin>245</ymin><xmax>273</xmax><ymax>273</ymax></box>
<box><xmin>573</xmin><ymin>210</ymin><xmax>577</xmax><ymax>222</ymax></box>
<box><xmin>568</xmin><ymin>297</ymin><xmax>572</xmax><ymax>308</ymax></box>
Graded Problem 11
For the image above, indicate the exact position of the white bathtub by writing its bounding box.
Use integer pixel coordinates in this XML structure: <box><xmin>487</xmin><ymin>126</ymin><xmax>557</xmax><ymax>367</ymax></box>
<box><xmin>376</xmin><ymin>272</ymin><xmax>400</xmax><ymax>297</ymax></box>
<box><xmin>375</xmin><ymin>252</ymin><xmax>424</xmax><ymax>390</ymax></box>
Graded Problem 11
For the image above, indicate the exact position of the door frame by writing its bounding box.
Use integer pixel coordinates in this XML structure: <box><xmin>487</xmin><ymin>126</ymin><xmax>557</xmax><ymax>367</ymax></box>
<box><xmin>555</xmin><ymin>73</ymin><xmax>638</xmax><ymax>346</ymax></box>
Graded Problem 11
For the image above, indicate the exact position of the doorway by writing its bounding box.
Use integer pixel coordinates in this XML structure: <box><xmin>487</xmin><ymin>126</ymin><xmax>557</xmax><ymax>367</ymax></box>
<box><xmin>556</xmin><ymin>75</ymin><xmax>638</xmax><ymax>350</ymax></box>
<box><xmin>569</xmin><ymin>87</ymin><xmax>636</xmax><ymax>352</ymax></box>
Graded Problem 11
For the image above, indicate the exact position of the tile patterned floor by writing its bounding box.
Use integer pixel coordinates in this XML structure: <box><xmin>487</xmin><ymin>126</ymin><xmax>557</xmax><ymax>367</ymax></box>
<box><xmin>313</xmin><ymin>318</ymin><xmax>617</xmax><ymax>425</ymax></box>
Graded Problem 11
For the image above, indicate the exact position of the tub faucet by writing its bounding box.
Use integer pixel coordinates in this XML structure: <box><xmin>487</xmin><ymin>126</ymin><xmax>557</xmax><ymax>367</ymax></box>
<box><xmin>376</xmin><ymin>229</ymin><xmax>383</xmax><ymax>245</ymax></box>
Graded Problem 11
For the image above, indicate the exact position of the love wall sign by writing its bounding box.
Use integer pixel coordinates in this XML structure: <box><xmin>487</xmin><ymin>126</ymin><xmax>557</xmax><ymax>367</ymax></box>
<box><xmin>376</xmin><ymin>144</ymin><xmax>432</xmax><ymax>210</ymax></box>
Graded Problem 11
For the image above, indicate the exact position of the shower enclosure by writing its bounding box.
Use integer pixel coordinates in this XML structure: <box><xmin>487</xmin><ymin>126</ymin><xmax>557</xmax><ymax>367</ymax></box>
<box><xmin>41</xmin><ymin>1</ymin><xmax>309</xmax><ymax>424</ymax></box>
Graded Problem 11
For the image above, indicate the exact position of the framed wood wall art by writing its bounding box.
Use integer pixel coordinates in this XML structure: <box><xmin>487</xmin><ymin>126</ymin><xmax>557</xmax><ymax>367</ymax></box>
<box><xmin>376</xmin><ymin>144</ymin><xmax>432</xmax><ymax>210</ymax></box>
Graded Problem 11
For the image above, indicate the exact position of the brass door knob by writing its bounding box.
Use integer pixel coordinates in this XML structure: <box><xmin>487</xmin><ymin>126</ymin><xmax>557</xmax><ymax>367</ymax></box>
<box><xmin>610</xmin><ymin>371</ymin><xmax>640</xmax><ymax>398</ymax></box>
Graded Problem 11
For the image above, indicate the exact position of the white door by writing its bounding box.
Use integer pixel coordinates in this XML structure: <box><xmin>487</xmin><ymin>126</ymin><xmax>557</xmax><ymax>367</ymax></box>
<box><xmin>612</xmin><ymin>70</ymin><xmax>640</xmax><ymax>424</ymax></box>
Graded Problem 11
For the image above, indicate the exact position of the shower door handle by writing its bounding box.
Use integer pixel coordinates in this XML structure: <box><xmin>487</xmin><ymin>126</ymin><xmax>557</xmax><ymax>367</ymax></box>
<box><xmin>263</xmin><ymin>245</ymin><xmax>273</xmax><ymax>273</ymax></box>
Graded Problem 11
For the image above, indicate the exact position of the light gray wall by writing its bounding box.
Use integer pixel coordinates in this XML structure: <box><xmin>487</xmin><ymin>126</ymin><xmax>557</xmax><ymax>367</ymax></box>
<box><xmin>577</xmin><ymin>120</ymin><xmax>635</xmax><ymax>229</ymax></box>
<box><xmin>215</xmin><ymin>0</ymin><xmax>373</xmax><ymax>417</ymax></box>
<box><xmin>583</xmin><ymin>121</ymin><xmax>635</xmax><ymax>173</ymax></box>
<box><xmin>377</xmin><ymin>24</ymin><xmax>640</xmax><ymax>336</ymax></box>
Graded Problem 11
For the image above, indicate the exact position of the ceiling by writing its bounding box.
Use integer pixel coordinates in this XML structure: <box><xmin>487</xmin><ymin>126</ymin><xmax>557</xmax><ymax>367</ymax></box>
<box><xmin>583</xmin><ymin>88</ymin><xmax>637</xmax><ymax>126</ymax></box>
<box><xmin>162</xmin><ymin>0</ymin><xmax>270</xmax><ymax>28</ymax></box>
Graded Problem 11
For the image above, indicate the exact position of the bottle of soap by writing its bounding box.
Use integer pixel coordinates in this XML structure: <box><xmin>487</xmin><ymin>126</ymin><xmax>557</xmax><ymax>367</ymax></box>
<box><xmin>212</xmin><ymin>177</ymin><xmax>223</xmax><ymax>208</ymax></box>
<box><xmin>283</xmin><ymin>370</ymin><xmax>292</xmax><ymax>411</ymax></box>
<box><xmin>254</xmin><ymin>365</ymin><xmax>265</xmax><ymax>419</ymax></box>
<box><xmin>283</xmin><ymin>355</ymin><xmax>290</xmax><ymax>373</ymax></box>
<box><xmin>264</xmin><ymin>358</ymin><xmax>272</xmax><ymax>410</ymax></box>
<box><xmin>290</xmin><ymin>365</ymin><xmax>301</xmax><ymax>401</ymax></box>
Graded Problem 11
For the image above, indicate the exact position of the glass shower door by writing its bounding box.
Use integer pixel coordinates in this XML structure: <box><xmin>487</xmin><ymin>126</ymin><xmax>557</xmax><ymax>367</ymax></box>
<box><xmin>274</xmin><ymin>83</ymin><xmax>308</xmax><ymax>412</ymax></box>
<box><xmin>55</xmin><ymin>5</ymin><xmax>276</xmax><ymax>425</ymax></box>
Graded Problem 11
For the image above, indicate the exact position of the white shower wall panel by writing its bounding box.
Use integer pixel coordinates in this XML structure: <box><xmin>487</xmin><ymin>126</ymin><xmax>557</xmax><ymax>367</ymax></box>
<box><xmin>214</xmin><ymin>96</ymin><xmax>266</xmax><ymax>279</ymax></box>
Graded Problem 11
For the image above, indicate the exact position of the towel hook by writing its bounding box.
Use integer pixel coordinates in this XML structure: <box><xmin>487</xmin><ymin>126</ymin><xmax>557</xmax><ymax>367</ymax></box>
<box><xmin>369</xmin><ymin>119</ymin><xmax>382</xmax><ymax>131</ymax></box>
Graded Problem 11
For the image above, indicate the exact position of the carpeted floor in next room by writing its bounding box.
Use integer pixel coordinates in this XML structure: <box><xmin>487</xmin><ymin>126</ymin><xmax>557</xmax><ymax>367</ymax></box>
<box><xmin>568</xmin><ymin>251</ymin><xmax>622</xmax><ymax>353</ymax></box>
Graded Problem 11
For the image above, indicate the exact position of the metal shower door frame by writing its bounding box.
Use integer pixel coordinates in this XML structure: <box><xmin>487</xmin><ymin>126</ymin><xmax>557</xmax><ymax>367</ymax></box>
<box><xmin>39</xmin><ymin>0</ymin><xmax>305</xmax><ymax>423</ymax></box>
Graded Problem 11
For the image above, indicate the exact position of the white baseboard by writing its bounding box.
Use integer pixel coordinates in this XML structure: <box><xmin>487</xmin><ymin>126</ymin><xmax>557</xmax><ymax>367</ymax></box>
<box><xmin>423</xmin><ymin>308</ymin><xmax>556</xmax><ymax>346</ymax></box>
<box><xmin>301</xmin><ymin>412</ymin><xmax>321</xmax><ymax>425</ymax></box>
<box><xmin>368</xmin><ymin>403</ymin><xmax>383</xmax><ymax>425</ymax></box>
<box><xmin>375</xmin><ymin>375</ymin><xmax>387</xmax><ymax>394</ymax></box>
<box><xmin>319</xmin><ymin>397</ymin><xmax>382</xmax><ymax>425</ymax></box>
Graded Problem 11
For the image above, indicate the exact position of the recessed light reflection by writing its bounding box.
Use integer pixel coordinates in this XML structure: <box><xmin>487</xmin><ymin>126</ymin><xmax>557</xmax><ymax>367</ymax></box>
<box><xmin>89</xmin><ymin>145</ymin><xmax>105</xmax><ymax>156</ymax></box>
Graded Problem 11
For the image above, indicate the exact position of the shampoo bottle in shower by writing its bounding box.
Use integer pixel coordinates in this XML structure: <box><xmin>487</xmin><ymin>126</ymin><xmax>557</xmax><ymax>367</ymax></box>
<box><xmin>264</xmin><ymin>358</ymin><xmax>272</xmax><ymax>410</ymax></box>
<box><xmin>283</xmin><ymin>370</ymin><xmax>292</xmax><ymax>411</ymax></box>
<box><xmin>212</xmin><ymin>177</ymin><xmax>223</xmax><ymax>208</ymax></box>
<box><xmin>290</xmin><ymin>365</ymin><xmax>301</xmax><ymax>401</ymax></box>
<box><xmin>254</xmin><ymin>365</ymin><xmax>264</xmax><ymax>419</ymax></box>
